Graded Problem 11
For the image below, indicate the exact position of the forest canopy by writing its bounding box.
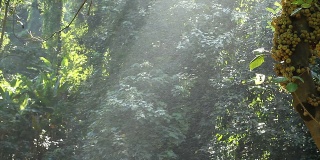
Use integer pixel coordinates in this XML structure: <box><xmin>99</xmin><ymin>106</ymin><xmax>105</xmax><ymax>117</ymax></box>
<box><xmin>0</xmin><ymin>0</ymin><xmax>319</xmax><ymax>159</ymax></box>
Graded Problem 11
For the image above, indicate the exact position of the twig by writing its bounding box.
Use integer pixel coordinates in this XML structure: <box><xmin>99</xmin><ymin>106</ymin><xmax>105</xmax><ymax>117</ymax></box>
<box><xmin>87</xmin><ymin>0</ymin><xmax>92</xmax><ymax>16</ymax></box>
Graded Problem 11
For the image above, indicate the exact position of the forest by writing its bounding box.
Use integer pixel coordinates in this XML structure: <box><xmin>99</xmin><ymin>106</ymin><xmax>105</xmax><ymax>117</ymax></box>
<box><xmin>0</xmin><ymin>0</ymin><xmax>320</xmax><ymax>159</ymax></box>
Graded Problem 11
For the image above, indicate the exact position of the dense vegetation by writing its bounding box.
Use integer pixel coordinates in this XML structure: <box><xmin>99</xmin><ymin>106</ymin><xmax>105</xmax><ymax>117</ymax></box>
<box><xmin>0</xmin><ymin>0</ymin><xmax>319</xmax><ymax>159</ymax></box>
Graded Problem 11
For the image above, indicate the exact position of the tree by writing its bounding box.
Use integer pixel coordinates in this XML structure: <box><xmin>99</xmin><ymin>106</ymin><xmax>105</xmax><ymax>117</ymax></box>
<box><xmin>268</xmin><ymin>0</ymin><xmax>320</xmax><ymax>149</ymax></box>
<box><xmin>1</xmin><ymin>0</ymin><xmax>319</xmax><ymax>159</ymax></box>
<box><xmin>80</xmin><ymin>0</ymin><xmax>319</xmax><ymax>159</ymax></box>
<box><xmin>0</xmin><ymin>0</ymin><xmax>92</xmax><ymax>159</ymax></box>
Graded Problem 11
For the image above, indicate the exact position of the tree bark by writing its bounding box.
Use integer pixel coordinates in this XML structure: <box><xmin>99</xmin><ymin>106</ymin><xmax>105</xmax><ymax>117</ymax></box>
<box><xmin>290</xmin><ymin>15</ymin><xmax>320</xmax><ymax>150</ymax></box>
<box><xmin>273</xmin><ymin>1</ymin><xmax>320</xmax><ymax>150</ymax></box>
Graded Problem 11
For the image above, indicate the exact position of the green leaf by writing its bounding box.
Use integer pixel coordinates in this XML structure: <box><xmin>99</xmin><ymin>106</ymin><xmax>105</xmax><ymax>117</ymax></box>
<box><xmin>19</xmin><ymin>94</ymin><xmax>29</xmax><ymax>110</ymax></box>
<box><xmin>291</xmin><ymin>0</ymin><xmax>304</xmax><ymax>5</ymax></box>
<box><xmin>301</xmin><ymin>3</ymin><xmax>311</xmax><ymax>8</ymax></box>
<box><xmin>61</xmin><ymin>56</ymin><xmax>69</xmax><ymax>67</ymax></box>
<box><xmin>217</xmin><ymin>134</ymin><xmax>223</xmax><ymax>141</ymax></box>
<box><xmin>266</xmin><ymin>7</ymin><xmax>276</xmax><ymax>14</ymax></box>
<box><xmin>40</xmin><ymin>57</ymin><xmax>52</xmax><ymax>67</ymax></box>
<box><xmin>292</xmin><ymin>76</ymin><xmax>304</xmax><ymax>83</ymax></box>
<box><xmin>306</xmin><ymin>0</ymin><xmax>313</xmax><ymax>4</ymax></box>
<box><xmin>0</xmin><ymin>87</ymin><xmax>4</xmax><ymax>96</ymax></box>
<box><xmin>286</xmin><ymin>82</ymin><xmax>298</xmax><ymax>92</ymax></box>
<box><xmin>274</xmin><ymin>2</ymin><xmax>282</xmax><ymax>7</ymax></box>
<box><xmin>273</xmin><ymin>77</ymin><xmax>289</xmax><ymax>83</ymax></box>
<box><xmin>249</xmin><ymin>55</ymin><xmax>265</xmax><ymax>71</ymax></box>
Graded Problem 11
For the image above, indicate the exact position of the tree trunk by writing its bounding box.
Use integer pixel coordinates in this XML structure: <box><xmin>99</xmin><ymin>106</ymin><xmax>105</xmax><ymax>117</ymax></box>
<box><xmin>42</xmin><ymin>0</ymin><xmax>62</xmax><ymax>71</ymax></box>
<box><xmin>272</xmin><ymin>0</ymin><xmax>320</xmax><ymax>150</ymax></box>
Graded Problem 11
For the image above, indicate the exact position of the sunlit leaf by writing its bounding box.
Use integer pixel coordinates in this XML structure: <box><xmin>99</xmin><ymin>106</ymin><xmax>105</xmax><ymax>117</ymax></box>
<box><xmin>249</xmin><ymin>55</ymin><xmax>265</xmax><ymax>71</ymax></box>
<box><xmin>40</xmin><ymin>57</ymin><xmax>52</xmax><ymax>67</ymax></box>
<box><xmin>286</xmin><ymin>82</ymin><xmax>298</xmax><ymax>92</ymax></box>
<box><xmin>292</xmin><ymin>76</ymin><xmax>304</xmax><ymax>83</ymax></box>
<box><xmin>266</xmin><ymin>7</ymin><xmax>276</xmax><ymax>14</ymax></box>
<box><xmin>61</xmin><ymin>56</ymin><xmax>69</xmax><ymax>67</ymax></box>
<box><xmin>266</xmin><ymin>22</ymin><xmax>275</xmax><ymax>31</ymax></box>
<box><xmin>273</xmin><ymin>76</ymin><xmax>288</xmax><ymax>83</ymax></box>
<box><xmin>19</xmin><ymin>94</ymin><xmax>29</xmax><ymax>110</ymax></box>
<box><xmin>216</xmin><ymin>134</ymin><xmax>223</xmax><ymax>141</ymax></box>
<box><xmin>27</xmin><ymin>67</ymin><xmax>38</xmax><ymax>71</ymax></box>
<box><xmin>274</xmin><ymin>2</ymin><xmax>282</xmax><ymax>7</ymax></box>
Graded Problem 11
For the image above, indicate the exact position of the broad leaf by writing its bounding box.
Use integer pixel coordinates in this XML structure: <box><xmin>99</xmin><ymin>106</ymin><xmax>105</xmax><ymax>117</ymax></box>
<box><xmin>286</xmin><ymin>82</ymin><xmax>298</xmax><ymax>92</ymax></box>
<box><xmin>249</xmin><ymin>55</ymin><xmax>265</xmax><ymax>71</ymax></box>
<box><xmin>273</xmin><ymin>76</ymin><xmax>288</xmax><ymax>83</ymax></box>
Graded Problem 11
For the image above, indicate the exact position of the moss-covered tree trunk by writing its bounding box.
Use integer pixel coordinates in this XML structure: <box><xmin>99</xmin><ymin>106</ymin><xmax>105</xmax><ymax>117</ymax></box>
<box><xmin>272</xmin><ymin>0</ymin><xmax>320</xmax><ymax>149</ymax></box>
<box><xmin>28</xmin><ymin>0</ymin><xmax>42</xmax><ymax>37</ymax></box>
<box><xmin>42</xmin><ymin>0</ymin><xmax>62</xmax><ymax>71</ymax></box>
<box><xmin>33</xmin><ymin>0</ymin><xmax>62</xmax><ymax>158</ymax></box>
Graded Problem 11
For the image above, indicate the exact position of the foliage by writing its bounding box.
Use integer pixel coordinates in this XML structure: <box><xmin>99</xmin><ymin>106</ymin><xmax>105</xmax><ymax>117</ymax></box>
<box><xmin>1</xmin><ymin>0</ymin><xmax>319</xmax><ymax>159</ymax></box>
<box><xmin>0</xmin><ymin>0</ymin><xmax>92</xmax><ymax>159</ymax></box>
<box><xmin>81</xmin><ymin>0</ymin><xmax>319</xmax><ymax>159</ymax></box>
<box><xmin>266</xmin><ymin>2</ymin><xmax>282</xmax><ymax>31</ymax></box>
<box><xmin>0</xmin><ymin>52</ymin><xmax>91</xmax><ymax>158</ymax></box>
<box><xmin>83</xmin><ymin>63</ymin><xmax>190</xmax><ymax>159</ymax></box>
<box><xmin>250</xmin><ymin>54</ymin><xmax>265</xmax><ymax>71</ymax></box>
<box><xmin>291</xmin><ymin>0</ymin><xmax>313</xmax><ymax>8</ymax></box>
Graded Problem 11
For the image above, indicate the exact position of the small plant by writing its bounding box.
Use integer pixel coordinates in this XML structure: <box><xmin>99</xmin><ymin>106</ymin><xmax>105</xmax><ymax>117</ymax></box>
<box><xmin>266</xmin><ymin>2</ymin><xmax>282</xmax><ymax>14</ymax></box>
<box><xmin>249</xmin><ymin>48</ymin><xmax>304</xmax><ymax>93</ymax></box>
<box><xmin>290</xmin><ymin>0</ymin><xmax>314</xmax><ymax>16</ymax></box>
<box><xmin>266</xmin><ymin>2</ymin><xmax>282</xmax><ymax>31</ymax></box>
<box><xmin>273</xmin><ymin>76</ymin><xmax>304</xmax><ymax>92</ymax></box>
<box><xmin>249</xmin><ymin>48</ymin><xmax>268</xmax><ymax>71</ymax></box>
<box><xmin>292</xmin><ymin>0</ymin><xmax>313</xmax><ymax>8</ymax></box>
